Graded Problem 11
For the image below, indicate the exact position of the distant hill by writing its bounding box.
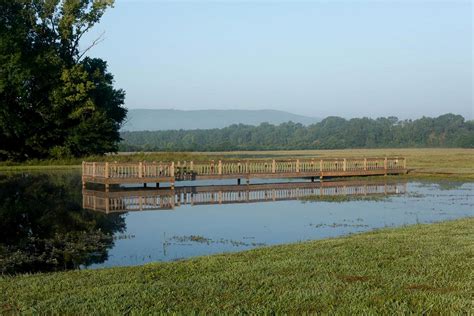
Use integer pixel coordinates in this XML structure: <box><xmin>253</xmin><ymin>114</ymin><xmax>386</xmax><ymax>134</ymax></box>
<box><xmin>121</xmin><ymin>109</ymin><xmax>320</xmax><ymax>131</ymax></box>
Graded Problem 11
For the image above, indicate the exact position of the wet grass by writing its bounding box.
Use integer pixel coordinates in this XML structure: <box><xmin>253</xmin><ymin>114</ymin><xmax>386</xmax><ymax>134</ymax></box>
<box><xmin>166</xmin><ymin>235</ymin><xmax>266</xmax><ymax>247</ymax></box>
<box><xmin>300</xmin><ymin>193</ymin><xmax>391</xmax><ymax>202</ymax></box>
<box><xmin>1</xmin><ymin>217</ymin><xmax>472</xmax><ymax>314</ymax></box>
<box><xmin>309</xmin><ymin>219</ymin><xmax>369</xmax><ymax>228</ymax></box>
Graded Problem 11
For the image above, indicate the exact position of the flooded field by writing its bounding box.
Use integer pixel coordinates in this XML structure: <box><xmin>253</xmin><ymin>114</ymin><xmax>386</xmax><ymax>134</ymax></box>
<box><xmin>0</xmin><ymin>171</ymin><xmax>472</xmax><ymax>273</ymax></box>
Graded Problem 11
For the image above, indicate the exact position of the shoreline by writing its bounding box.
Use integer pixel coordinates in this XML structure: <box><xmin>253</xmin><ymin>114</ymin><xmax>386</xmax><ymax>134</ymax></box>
<box><xmin>1</xmin><ymin>166</ymin><xmax>472</xmax><ymax>181</ymax></box>
<box><xmin>2</xmin><ymin>217</ymin><xmax>472</xmax><ymax>313</ymax></box>
<box><xmin>1</xmin><ymin>148</ymin><xmax>472</xmax><ymax>181</ymax></box>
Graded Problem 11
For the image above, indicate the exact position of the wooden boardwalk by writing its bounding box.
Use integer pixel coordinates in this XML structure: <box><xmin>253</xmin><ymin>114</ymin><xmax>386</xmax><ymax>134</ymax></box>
<box><xmin>82</xmin><ymin>157</ymin><xmax>407</xmax><ymax>189</ymax></box>
<box><xmin>83</xmin><ymin>180</ymin><xmax>407</xmax><ymax>213</ymax></box>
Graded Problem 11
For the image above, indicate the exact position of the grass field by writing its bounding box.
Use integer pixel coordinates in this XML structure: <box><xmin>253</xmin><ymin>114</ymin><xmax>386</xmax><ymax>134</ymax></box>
<box><xmin>1</xmin><ymin>148</ymin><xmax>473</xmax><ymax>180</ymax></box>
<box><xmin>0</xmin><ymin>152</ymin><xmax>221</xmax><ymax>170</ymax></box>
<box><xmin>1</xmin><ymin>218</ymin><xmax>472</xmax><ymax>314</ymax></box>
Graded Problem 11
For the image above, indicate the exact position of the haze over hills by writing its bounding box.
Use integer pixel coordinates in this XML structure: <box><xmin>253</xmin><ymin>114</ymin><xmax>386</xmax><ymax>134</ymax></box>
<box><xmin>121</xmin><ymin>109</ymin><xmax>320</xmax><ymax>131</ymax></box>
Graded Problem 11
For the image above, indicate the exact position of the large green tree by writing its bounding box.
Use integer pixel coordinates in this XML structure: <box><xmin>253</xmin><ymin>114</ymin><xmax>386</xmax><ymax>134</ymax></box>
<box><xmin>0</xmin><ymin>0</ymin><xmax>126</xmax><ymax>160</ymax></box>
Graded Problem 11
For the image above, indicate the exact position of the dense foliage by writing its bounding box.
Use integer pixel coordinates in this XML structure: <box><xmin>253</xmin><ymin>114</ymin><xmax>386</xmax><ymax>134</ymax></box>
<box><xmin>0</xmin><ymin>173</ymin><xmax>125</xmax><ymax>274</ymax></box>
<box><xmin>0</xmin><ymin>0</ymin><xmax>126</xmax><ymax>161</ymax></box>
<box><xmin>120</xmin><ymin>114</ymin><xmax>474</xmax><ymax>151</ymax></box>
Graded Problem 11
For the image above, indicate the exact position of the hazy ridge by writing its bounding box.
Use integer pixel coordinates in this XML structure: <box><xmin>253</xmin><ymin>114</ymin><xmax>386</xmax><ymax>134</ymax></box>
<box><xmin>121</xmin><ymin>109</ymin><xmax>320</xmax><ymax>131</ymax></box>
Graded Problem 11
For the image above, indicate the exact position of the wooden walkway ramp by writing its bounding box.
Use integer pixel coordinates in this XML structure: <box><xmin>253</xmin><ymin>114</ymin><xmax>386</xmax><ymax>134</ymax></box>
<box><xmin>83</xmin><ymin>180</ymin><xmax>407</xmax><ymax>213</ymax></box>
<box><xmin>82</xmin><ymin>157</ymin><xmax>407</xmax><ymax>189</ymax></box>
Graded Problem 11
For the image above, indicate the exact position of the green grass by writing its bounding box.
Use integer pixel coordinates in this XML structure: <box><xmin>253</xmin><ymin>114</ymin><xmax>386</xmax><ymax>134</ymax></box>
<box><xmin>0</xmin><ymin>152</ymin><xmax>224</xmax><ymax>171</ymax></box>
<box><xmin>1</xmin><ymin>218</ymin><xmax>473</xmax><ymax>314</ymax></box>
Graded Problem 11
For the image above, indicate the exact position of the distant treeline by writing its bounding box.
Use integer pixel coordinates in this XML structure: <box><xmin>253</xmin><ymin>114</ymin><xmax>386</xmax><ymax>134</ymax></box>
<box><xmin>119</xmin><ymin>114</ymin><xmax>474</xmax><ymax>151</ymax></box>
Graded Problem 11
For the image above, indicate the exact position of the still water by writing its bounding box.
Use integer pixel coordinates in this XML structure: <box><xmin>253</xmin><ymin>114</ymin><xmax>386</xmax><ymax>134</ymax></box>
<box><xmin>0</xmin><ymin>171</ymin><xmax>472</xmax><ymax>273</ymax></box>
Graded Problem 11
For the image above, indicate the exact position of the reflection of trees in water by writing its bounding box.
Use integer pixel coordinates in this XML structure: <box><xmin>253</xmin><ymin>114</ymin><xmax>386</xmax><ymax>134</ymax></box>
<box><xmin>435</xmin><ymin>182</ymin><xmax>470</xmax><ymax>191</ymax></box>
<box><xmin>414</xmin><ymin>180</ymin><xmax>468</xmax><ymax>191</ymax></box>
<box><xmin>0</xmin><ymin>173</ymin><xmax>125</xmax><ymax>274</ymax></box>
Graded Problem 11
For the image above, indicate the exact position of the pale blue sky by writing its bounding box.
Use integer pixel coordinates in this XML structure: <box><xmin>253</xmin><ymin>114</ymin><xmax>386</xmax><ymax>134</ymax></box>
<box><xmin>82</xmin><ymin>0</ymin><xmax>473</xmax><ymax>119</ymax></box>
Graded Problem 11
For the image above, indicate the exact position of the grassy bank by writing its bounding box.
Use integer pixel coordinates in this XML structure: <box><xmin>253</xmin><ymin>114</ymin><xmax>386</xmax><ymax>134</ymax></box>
<box><xmin>1</xmin><ymin>148</ymin><xmax>473</xmax><ymax>180</ymax></box>
<box><xmin>0</xmin><ymin>152</ymin><xmax>223</xmax><ymax>171</ymax></box>
<box><xmin>1</xmin><ymin>218</ymin><xmax>473</xmax><ymax>314</ymax></box>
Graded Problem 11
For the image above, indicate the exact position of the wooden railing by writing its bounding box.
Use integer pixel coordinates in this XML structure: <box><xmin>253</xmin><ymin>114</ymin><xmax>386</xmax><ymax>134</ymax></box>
<box><xmin>176</xmin><ymin>157</ymin><xmax>405</xmax><ymax>177</ymax></box>
<box><xmin>83</xmin><ymin>161</ymin><xmax>174</xmax><ymax>178</ymax></box>
<box><xmin>83</xmin><ymin>157</ymin><xmax>406</xmax><ymax>180</ymax></box>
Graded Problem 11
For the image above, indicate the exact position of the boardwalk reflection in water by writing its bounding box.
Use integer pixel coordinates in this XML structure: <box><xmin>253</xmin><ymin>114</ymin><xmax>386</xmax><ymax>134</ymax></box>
<box><xmin>83</xmin><ymin>180</ymin><xmax>407</xmax><ymax>213</ymax></box>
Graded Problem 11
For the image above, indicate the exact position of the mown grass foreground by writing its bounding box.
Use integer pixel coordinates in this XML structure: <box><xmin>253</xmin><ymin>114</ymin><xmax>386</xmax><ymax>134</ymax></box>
<box><xmin>1</xmin><ymin>218</ymin><xmax>473</xmax><ymax>314</ymax></box>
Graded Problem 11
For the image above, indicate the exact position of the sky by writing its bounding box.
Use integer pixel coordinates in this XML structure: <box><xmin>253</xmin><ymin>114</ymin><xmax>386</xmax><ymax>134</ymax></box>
<box><xmin>82</xmin><ymin>0</ymin><xmax>473</xmax><ymax>119</ymax></box>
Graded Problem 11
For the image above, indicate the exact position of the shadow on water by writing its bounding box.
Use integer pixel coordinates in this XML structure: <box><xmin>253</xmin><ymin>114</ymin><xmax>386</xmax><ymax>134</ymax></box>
<box><xmin>0</xmin><ymin>173</ymin><xmax>125</xmax><ymax>274</ymax></box>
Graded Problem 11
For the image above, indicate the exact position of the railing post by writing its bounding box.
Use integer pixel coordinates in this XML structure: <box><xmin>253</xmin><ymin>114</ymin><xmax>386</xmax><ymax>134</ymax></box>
<box><xmin>296</xmin><ymin>159</ymin><xmax>300</xmax><ymax>173</ymax></box>
<box><xmin>384</xmin><ymin>157</ymin><xmax>388</xmax><ymax>175</ymax></box>
<box><xmin>139</xmin><ymin>162</ymin><xmax>143</xmax><ymax>178</ymax></box>
<box><xmin>92</xmin><ymin>162</ymin><xmax>96</xmax><ymax>178</ymax></box>
<box><xmin>218</xmin><ymin>160</ymin><xmax>222</xmax><ymax>175</ymax></box>
<box><xmin>272</xmin><ymin>159</ymin><xmax>276</xmax><ymax>173</ymax></box>
<box><xmin>403</xmin><ymin>157</ymin><xmax>406</xmax><ymax>169</ymax></box>
<box><xmin>343</xmin><ymin>158</ymin><xmax>347</xmax><ymax>172</ymax></box>
<box><xmin>190</xmin><ymin>161</ymin><xmax>194</xmax><ymax>172</ymax></box>
<box><xmin>105</xmin><ymin>162</ymin><xmax>109</xmax><ymax>178</ymax></box>
<box><xmin>82</xmin><ymin>161</ymin><xmax>86</xmax><ymax>189</ymax></box>
<box><xmin>364</xmin><ymin>158</ymin><xmax>367</xmax><ymax>171</ymax></box>
<box><xmin>170</xmin><ymin>161</ymin><xmax>175</xmax><ymax>177</ymax></box>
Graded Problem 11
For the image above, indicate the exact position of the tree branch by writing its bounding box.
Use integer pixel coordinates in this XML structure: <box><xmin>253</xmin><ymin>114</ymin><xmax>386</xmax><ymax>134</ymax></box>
<box><xmin>77</xmin><ymin>31</ymin><xmax>106</xmax><ymax>61</ymax></box>
<box><xmin>72</xmin><ymin>23</ymin><xmax>94</xmax><ymax>53</ymax></box>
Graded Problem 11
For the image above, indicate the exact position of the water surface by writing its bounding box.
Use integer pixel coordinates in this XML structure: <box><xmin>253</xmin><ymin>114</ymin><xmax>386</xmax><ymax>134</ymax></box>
<box><xmin>0</xmin><ymin>171</ymin><xmax>472</xmax><ymax>273</ymax></box>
